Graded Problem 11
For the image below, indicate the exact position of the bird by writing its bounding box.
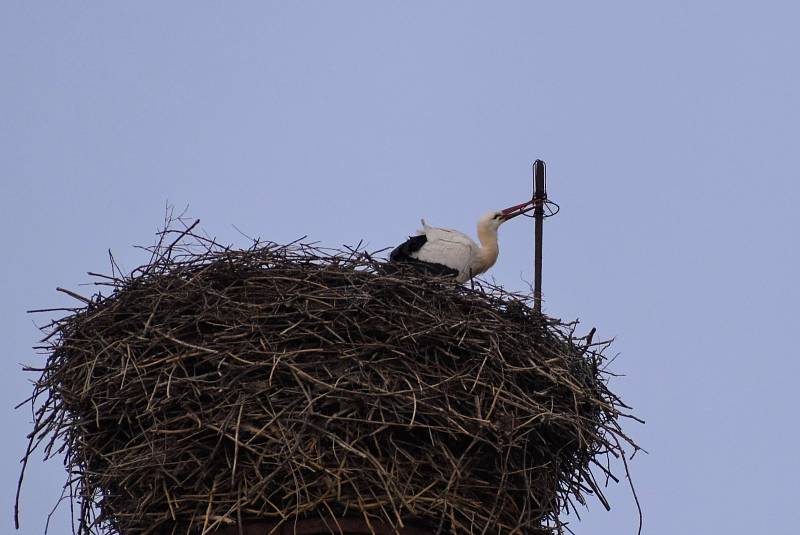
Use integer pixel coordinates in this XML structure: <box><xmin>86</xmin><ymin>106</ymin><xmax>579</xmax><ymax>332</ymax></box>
<box><xmin>389</xmin><ymin>200</ymin><xmax>535</xmax><ymax>282</ymax></box>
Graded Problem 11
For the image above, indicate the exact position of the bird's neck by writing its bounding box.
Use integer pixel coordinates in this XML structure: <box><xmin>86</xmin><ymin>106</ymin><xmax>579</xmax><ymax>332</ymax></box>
<box><xmin>476</xmin><ymin>227</ymin><xmax>500</xmax><ymax>268</ymax></box>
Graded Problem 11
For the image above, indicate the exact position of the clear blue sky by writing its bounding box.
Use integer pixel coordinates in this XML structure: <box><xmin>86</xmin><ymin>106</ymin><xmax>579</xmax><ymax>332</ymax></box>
<box><xmin>2</xmin><ymin>2</ymin><xmax>799</xmax><ymax>534</ymax></box>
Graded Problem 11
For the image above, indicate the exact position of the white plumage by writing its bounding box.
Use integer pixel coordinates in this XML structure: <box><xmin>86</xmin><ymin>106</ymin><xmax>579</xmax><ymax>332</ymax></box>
<box><xmin>414</xmin><ymin>215</ymin><xmax>497</xmax><ymax>282</ymax></box>
<box><xmin>389</xmin><ymin>201</ymin><xmax>534</xmax><ymax>282</ymax></box>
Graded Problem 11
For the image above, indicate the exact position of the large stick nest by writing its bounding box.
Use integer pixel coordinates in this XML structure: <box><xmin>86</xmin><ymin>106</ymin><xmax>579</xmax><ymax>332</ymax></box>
<box><xmin>19</xmin><ymin>221</ymin><xmax>639</xmax><ymax>535</ymax></box>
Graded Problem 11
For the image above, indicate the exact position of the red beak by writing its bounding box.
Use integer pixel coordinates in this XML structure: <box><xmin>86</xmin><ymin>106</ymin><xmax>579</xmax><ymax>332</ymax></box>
<box><xmin>500</xmin><ymin>199</ymin><xmax>536</xmax><ymax>221</ymax></box>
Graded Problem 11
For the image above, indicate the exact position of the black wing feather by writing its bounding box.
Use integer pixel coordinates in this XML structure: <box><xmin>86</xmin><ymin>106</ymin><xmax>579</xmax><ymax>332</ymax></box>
<box><xmin>389</xmin><ymin>234</ymin><xmax>428</xmax><ymax>261</ymax></box>
<box><xmin>388</xmin><ymin>235</ymin><xmax>459</xmax><ymax>278</ymax></box>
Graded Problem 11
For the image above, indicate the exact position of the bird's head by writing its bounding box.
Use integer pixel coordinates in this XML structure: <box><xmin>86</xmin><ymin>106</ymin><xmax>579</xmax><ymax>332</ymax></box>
<box><xmin>478</xmin><ymin>200</ymin><xmax>536</xmax><ymax>232</ymax></box>
<box><xmin>478</xmin><ymin>211</ymin><xmax>507</xmax><ymax>233</ymax></box>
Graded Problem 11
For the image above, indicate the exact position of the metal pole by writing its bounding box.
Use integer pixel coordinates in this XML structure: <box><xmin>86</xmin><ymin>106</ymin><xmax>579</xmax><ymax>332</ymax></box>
<box><xmin>533</xmin><ymin>160</ymin><xmax>546</xmax><ymax>313</ymax></box>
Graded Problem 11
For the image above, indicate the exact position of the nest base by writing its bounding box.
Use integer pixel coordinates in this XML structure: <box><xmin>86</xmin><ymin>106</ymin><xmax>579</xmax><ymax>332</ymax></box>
<box><xmin>19</xmin><ymin>224</ymin><xmax>638</xmax><ymax>535</ymax></box>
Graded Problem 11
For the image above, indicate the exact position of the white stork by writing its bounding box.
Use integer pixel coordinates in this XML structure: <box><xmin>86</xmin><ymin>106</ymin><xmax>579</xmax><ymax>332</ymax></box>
<box><xmin>389</xmin><ymin>200</ymin><xmax>535</xmax><ymax>282</ymax></box>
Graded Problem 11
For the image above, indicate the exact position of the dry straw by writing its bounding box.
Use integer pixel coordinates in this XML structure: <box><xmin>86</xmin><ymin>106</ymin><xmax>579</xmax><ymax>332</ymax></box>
<box><xmin>18</xmin><ymin>219</ymin><xmax>640</xmax><ymax>535</ymax></box>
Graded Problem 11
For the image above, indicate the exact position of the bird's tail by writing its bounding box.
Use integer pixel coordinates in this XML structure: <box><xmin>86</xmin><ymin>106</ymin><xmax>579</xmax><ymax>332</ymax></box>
<box><xmin>418</xmin><ymin>218</ymin><xmax>429</xmax><ymax>235</ymax></box>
